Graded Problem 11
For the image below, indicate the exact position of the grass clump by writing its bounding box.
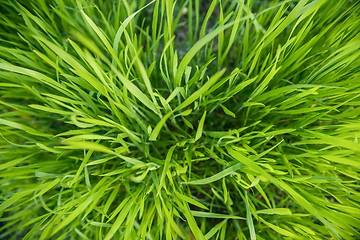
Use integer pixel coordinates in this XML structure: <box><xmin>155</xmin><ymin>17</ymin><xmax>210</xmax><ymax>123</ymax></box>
<box><xmin>0</xmin><ymin>0</ymin><xmax>360</xmax><ymax>239</ymax></box>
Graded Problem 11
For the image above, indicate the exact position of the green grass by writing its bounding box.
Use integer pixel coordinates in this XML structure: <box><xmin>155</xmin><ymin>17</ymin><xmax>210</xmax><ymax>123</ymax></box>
<box><xmin>0</xmin><ymin>0</ymin><xmax>359</xmax><ymax>239</ymax></box>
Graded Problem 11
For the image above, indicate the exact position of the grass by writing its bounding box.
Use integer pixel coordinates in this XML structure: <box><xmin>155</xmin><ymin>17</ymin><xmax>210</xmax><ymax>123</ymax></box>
<box><xmin>0</xmin><ymin>0</ymin><xmax>359</xmax><ymax>239</ymax></box>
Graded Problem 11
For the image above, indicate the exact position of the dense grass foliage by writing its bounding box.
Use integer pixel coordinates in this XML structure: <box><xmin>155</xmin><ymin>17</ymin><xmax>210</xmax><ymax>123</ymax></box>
<box><xmin>0</xmin><ymin>0</ymin><xmax>360</xmax><ymax>239</ymax></box>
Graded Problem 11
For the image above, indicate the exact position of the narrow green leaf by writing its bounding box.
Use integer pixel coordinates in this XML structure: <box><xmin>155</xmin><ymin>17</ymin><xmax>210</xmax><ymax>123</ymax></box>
<box><xmin>149</xmin><ymin>112</ymin><xmax>172</xmax><ymax>141</ymax></box>
<box><xmin>245</xmin><ymin>191</ymin><xmax>256</xmax><ymax>240</ymax></box>
<box><xmin>195</xmin><ymin>110</ymin><xmax>206</xmax><ymax>141</ymax></box>
<box><xmin>49</xmin><ymin>195</ymin><xmax>95</xmax><ymax>238</ymax></box>
<box><xmin>158</xmin><ymin>145</ymin><xmax>176</xmax><ymax>194</ymax></box>
<box><xmin>175</xmin><ymin>192</ymin><xmax>208</xmax><ymax>210</ymax></box>
<box><xmin>191</xmin><ymin>211</ymin><xmax>245</xmax><ymax>220</ymax></box>
<box><xmin>175</xmin><ymin>69</ymin><xmax>226</xmax><ymax>111</ymax></box>
<box><xmin>0</xmin><ymin>118</ymin><xmax>51</xmax><ymax>137</ymax></box>
<box><xmin>175</xmin><ymin>21</ymin><xmax>239</xmax><ymax>86</ymax></box>
<box><xmin>104</xmin><ymin>199</ymin><xmax>134</xmax><ymax>240</ymax></box>
<box><xmin>220</xmin><ymin>104</ymin><xmax>236</xmax><ymax>118</ymax></box>
<box><xmin>256</xmin><ymin>208</ymin><xmax>292</xmax><ymax>215</ymax></box>
<box><xmin>185</xmin><ymin>163</ymin><xmax>243</xmax><ymax>185</ymax></box>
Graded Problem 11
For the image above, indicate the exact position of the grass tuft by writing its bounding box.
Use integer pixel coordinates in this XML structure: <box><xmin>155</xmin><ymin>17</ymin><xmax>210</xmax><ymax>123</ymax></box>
<box><xmin>1</xmin><ymin>0</ymin><xmax>360</xmax><ymax>239</ymax></box>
